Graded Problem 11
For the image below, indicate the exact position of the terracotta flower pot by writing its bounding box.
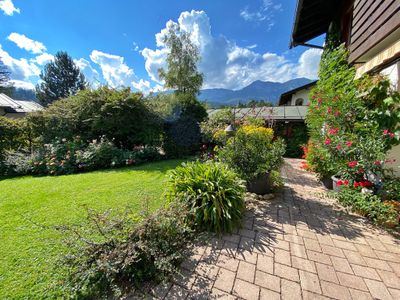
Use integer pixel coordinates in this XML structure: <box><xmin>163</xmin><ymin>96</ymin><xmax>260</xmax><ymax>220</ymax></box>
<box><xmin>247</xmin><ymin>172</ymin><xmax>270</xmax><ymax>195</ymax></box>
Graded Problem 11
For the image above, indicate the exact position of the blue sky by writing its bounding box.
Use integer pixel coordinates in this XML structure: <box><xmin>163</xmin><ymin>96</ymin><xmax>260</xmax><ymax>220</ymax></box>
<box><xmin>0</xmin><ymin>0</ymin><xmax>324</xmax><ymax>93</ymax></box>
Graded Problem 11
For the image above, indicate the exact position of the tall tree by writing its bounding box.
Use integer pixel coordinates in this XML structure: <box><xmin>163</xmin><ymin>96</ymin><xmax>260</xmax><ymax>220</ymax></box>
<box><xmin>158</xmin><ymin>24</ymin><xmax>203</xmax><ymax>96</ymax></box>
<box><xmin>36</xmin><ymin>51</ymin><xmax>87</xmax><ymax>106</ymax></box>
<box><xmin>0</xmin><ymin>58</ymin><xmax>13</xmax><ymax>96</ymax></box>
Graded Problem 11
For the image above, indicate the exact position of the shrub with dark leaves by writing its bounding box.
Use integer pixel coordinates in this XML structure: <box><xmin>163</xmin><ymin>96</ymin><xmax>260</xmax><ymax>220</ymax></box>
<box><xmin>61</xmin><ymin>203</ymin><xmax>195</xmax><ymax>299</ymax></box>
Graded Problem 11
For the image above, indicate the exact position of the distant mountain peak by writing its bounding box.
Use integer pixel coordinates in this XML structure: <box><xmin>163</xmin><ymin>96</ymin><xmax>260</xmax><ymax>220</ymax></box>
<box><xmin>198</xmin><ymin>77</ymin><xmax>313</xmax><ymax>107</ymax></box>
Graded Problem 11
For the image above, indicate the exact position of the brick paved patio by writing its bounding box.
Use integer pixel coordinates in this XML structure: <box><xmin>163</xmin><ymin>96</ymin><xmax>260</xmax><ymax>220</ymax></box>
<box><xmin>152</xmin><ymin>159</ymin><xmax>400</xmax><ymax>299</ymax></box>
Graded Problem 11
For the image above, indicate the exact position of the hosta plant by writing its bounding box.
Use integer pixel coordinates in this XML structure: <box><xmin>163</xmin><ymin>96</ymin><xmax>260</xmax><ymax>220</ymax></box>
<box><xmin>168</xmin><ymin>161</ymin><xmax>245</xmax><ymax>233</ymax></box>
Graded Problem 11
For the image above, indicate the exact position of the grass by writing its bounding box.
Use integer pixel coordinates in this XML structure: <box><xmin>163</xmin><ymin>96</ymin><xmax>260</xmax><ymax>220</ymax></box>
<box><xmin>0</xmin><ymin>159</ymin><xmax>186</xmax><ymax>299</ymax></box>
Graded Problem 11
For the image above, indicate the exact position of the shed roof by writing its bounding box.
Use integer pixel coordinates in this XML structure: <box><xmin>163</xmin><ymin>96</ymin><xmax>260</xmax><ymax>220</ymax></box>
<box><xmin>208</xmin><ymin>106</ymin><xmax>307</xmax><ymax>122</ymax></box>
<box><xmin>0</xmin><ymin>93</ymin><xmax>43</xmax><ymax>114</ymax></box>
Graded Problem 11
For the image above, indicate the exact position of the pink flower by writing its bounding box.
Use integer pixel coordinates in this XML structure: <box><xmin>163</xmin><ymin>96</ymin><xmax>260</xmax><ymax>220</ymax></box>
<box><xmin>324</xmin><ymin>138</ymin><xmax>331</xmax><ymax>145</ymax></box>
<box><xmin>345</xmin><ymin>141</ymin><xmax>353</xmax><ymax>147</ymax></box>
<box><xmin>327</xmin><ymin>107</ymin><xmax>332</xmax><ymax>114</ymax></box>
<box><xmin>336</xmin><ymin>144</ymin><xmax>342</xmax><ymax>151</ymax></box>
<box><xmin>329</xmin><ymin>127</ymin><xmax>340</xmax><ymax>135</ymax></box>
<box><xmin>347</xmin><ymin>161</ymin><xmax>358</xmax><ymax>168</ymax></box>
<box><xmin>383</xmin><ymin>129</ymin><xmax>390</xmax><ymax>135</ymax></box>
<box><xmin>334</xmin><ymin>111</ymin><xmax>341</xmax><ymax>117</ymax></box>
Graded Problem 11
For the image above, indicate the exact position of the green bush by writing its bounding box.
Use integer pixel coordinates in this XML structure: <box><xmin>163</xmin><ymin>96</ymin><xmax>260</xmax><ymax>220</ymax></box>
<box><xmin>62</xmin><ymin>203</ymin><xmax>194</xmax><ymax>299</ymax></box>
<box><xmin>0</xmin><ymin>116</ymin><xmax>28</xmax><ymax>159</ymax></box>
<box><xmin>27</xmin><ymin>87</ymin><xmax>163</xmax><ymax>149</ymax></box>
<box><xmin>168</xmin><ymin>161</ymin><xmax>245</xmax><ymax>233</ymax></box>
<box><xmin>335</xmin><ymin>188</ymin><xmax>398</xmax><ymax>227</ymax></box>
<box><xmin>217</xmin><ymin>126</ymin><xmax>285</xmax><ymax>182</ymax></box>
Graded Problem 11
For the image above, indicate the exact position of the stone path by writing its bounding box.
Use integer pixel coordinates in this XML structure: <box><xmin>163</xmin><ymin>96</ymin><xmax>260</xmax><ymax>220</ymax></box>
<box><xmin>153</xmin><ymin>159</ymin><xmax>400</xmax><ymax>299</ymax></box>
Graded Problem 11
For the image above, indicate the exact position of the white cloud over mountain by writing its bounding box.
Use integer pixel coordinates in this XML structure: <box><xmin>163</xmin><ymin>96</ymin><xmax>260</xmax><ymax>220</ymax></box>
<box><xmin>7</xmin><ymin>33</ymin><xmax>46</xmax><ymax>54</ymax></box>
<box><xmin>142</xmin><ymin>10</ymin><xmax>321</xmax><ymax>91</ymax></box>
<box><xmin>0</xmin><ymin>0</ymin><xmax>20</xmax><ymax>16</ymax></box>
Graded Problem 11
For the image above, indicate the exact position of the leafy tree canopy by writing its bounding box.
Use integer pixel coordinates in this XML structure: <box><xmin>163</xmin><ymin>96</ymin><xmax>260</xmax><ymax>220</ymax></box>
<box><xmin>158</xmin><ymin>24</ymin><xmax>203</xmax><ymax>96</ymax></box>
<box><xmin>0</xmin><ymin>57</ymin><xmax>13</xmax><ymax>96</ymax></box>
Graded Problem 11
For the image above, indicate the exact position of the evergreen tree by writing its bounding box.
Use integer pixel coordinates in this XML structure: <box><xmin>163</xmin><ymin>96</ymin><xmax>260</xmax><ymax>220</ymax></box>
<box><xmin>158</xmin><ymin>24</ymin><xmax>203</xmax><ymax>96</ymax></box>
<box><xmin>36</xmin><ymin>51</ymin><xmax>87</xmax><ymax>106</ymax></box>
<box><xmin>0</xmin><ymin>58</ymin><xmax>13</xmax><ymax>96</ymax></box>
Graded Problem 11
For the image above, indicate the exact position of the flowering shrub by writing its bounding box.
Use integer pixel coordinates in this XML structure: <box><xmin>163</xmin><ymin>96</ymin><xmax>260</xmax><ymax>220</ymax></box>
<box><xmin>217</xmin><ymin>126</ymin><xmax>285</xmax><ymax>182</ymax></box>
<box><xmin>305</xmin><ymin>44</ymin><xmax>400</xmax><ymax>186</ymax></box>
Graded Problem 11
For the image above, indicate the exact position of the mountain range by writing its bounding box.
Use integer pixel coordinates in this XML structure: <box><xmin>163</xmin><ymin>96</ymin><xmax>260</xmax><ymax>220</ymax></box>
<box><xmin>198</xmin><ymin>77</ymin><xmax>313</xmax><ymax>107</ymax></box>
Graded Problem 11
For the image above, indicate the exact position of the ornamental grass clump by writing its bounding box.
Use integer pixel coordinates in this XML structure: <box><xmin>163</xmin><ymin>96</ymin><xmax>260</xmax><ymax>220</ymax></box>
<box><xmin>168</xmin><ymin>161</ymin><xmax>245</xmax><ymax>233</ymax></box>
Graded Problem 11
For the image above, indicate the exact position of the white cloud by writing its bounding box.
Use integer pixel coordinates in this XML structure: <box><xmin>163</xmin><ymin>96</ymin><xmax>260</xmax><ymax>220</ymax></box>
<box><xmin>142</xmin><ymin>10</ymin><xmax>321</xmax><ymax>90</ymax></box>
<box><xmin>10</xmin><ymin>80</ymin><xmax>35</xmax><ymax>90</ymax></box>
<box><xmin>32</xmin><ymin>53</ymin><xmax>54</xmax><ymax>65</ymax></box>
<box><xmin>7</xmin><ymin>33</ymin><xmax>46</xmax><ymax>54</ymax></box>
<box><xmin>247</xmin><ymin>44</ymin><xmax>258</xmax><ymax>49</ymax></box>
<box><xmin>0</xmin><ymin>44</ymin><xmax>40</xmax><ymax>81</ymax></box>
<box><xmin>0</xmin><ymin>0</ymin><xmax>20</xmax><ymax>16</ymax></box>
<box><xmin>89</xmin><ymin>50</ymin><xmax>135</xmax><ymax>88</ymax></box>
<box><xmin>239</xmin><ymin>0</ymin><xmax>282</xmax><ymax>30</ymax></box>
<box><xmin>132</xmin><ymin>42</ymin><xmax>139</xmax><ymax>52</ymax></box>
<box><xmin>296</xmin><ymin>48</ymin><xmax>322</xmax><ymax>79</ymax></box>
<box><xmin>74</xmin><ymin>58</ymin><xmax>100</xmax><ymax>88</ymax></box>
<box><xmin>132</xmin><ymin>78</ymin><xmax>150</xmax><ymax>92</ymax></box>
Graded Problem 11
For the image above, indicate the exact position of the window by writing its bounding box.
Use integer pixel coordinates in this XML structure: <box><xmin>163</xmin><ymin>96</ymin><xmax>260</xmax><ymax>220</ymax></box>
<box><xmin>295</xmin><ymin>98</ymin><xmax>304</xmax><ymax>106</ymax></box>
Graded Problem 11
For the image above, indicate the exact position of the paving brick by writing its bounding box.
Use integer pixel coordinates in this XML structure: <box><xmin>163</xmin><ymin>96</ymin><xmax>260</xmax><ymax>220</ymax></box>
<box><xmin>239</xmin><ymin>228</ymin><xmax>256</xmax><ymax>239</ymax></box>
<box><xmin>336</xmin><ymin>272</ymin><xmax>368</xmax><ymax>291</ymax></box>
<box><xmin>271</xmin><ymin>238</ymin><xmax>290</xmax><ymax>251</ymax></box>
<box><xmin>320</xmin><ymin>281</ymin><xmax>352</xmax><ymax>300</ymax></box>
<box><xmin>316</xmin><ymin>234</ymin><xmax>335</xmax><ymax>247</ymax></box>
<box><xmin>236</xmin><ymin>249</ymin><xmax>257</xmax><ymax>265</ymax></box>
<box><xmin>255</xmin><ymin>270</ymin><xmax>280</xmax><ymax>293</ymax></box>
<box><xmin>365</xmin><ymin>238</ymin><xmax>387</xmax><ymax>251</ymax></box>
<box><xmin>257</xmin><ymin>254</ymin><xmax>274</xmax><ymax>274</ymax></box>
<box><xmin>364</xmin><ymin>278</ymin><xmax>393</xmax><ymax>300</ymax></box>
<box><xmin>239</xmin><ymin>236</ymin><xmax>255</xmax><ymax>251</ymax></box>
<box><xmin>364</xmin><ymin>256</ymin><xmax>393</xmax><ymax>271</ymax></box>
<box><xmin>389</xmin><ymin>261</ymin><xmax>400</xmax><ymax>277</ymax></box>
<box><xmin>350</xmin><ymin>264</ymin><xmax>380</xmax><ymax>281</ymax></box>
<box><xmin>343</xmin><ymin>249</ymin><xmax>366</xmax><ymax>265</ymax></box>
<box><xmin>216</xmin><ymin>255</ymin><xmax>239</xmax><ymax>272</ymax></box>
<box><xmin>304</xmin><ymin>237</ymin><xmax>322</xmax><ymax>252</ymax></box>
<box><xmin>274</xmin><ymin>263</ymin><xmax>299</xmax><ymax>282</ymax></box>
<box><xmin>316</xmin><ymin>262</ymin><xmax>339</xmax><ymax>283</ymax></box>
<box><xmin>299</xmin><ymin>270</ymin><xmax>322</xmax><ymax>294</ymax></box>
<box><xmin>232</xmin><ymin>279</ymin><xmax>260</xmax><ymax>300</ymax></box>
<box><xmin>290</xmin><ymin>242</ymin><xmax>308</xmax><ymax>258</ymax></box>
<box><xmin>292</xmin><ymin>256</ymin><xmax>316</xmax><ymax>273</ymax></box>
<box><xmin>211</xmin><ymin>288</ymin><xmax>237</xmax><ymax>299</ymax></box>
<box><xmin>320</xmin><ymin>244</ymin><xmax>345</xmax><ymax>258</ymax></box>
<box><xmin>222</xmin><ymin>234</ymin><xmax>241</xmax><ymax>244</ymax></box>
<box><xmin>348</xmin><ymin>288</ymin><xmax>373</xmax><ymax>300</ymax></box>
<box><xmin>166</xmin><ymin>284</ymin><xmax>190</xmax><ymax>299</ymax></box>
<box><xmin>307</xmin><ymin>250</ymin><xmax>332</xmax><ymax>265</ymax></box>
<box><xmin>297</xmin><ymin>229</ymin><xmax>317</xmax><ymax>240</ymax></box>
<box><xmin>374</xmin><ymin>250</ymin><xmax>400</xmax><ymax>263</ymax></box>
<box><xmin>284</xmin><ymin>234</ymin><xmax>304</xmax><ymax>245</ymax></box>
<box><xmin>195</xmin><ymin>262</ymin><xmax>219</xmax><ymax>280</ymax></box>
<box><xmin>275</xmin><ymin>248</ymin><xmax>291</xmax><ymax>266</ymax></box>
<box><xmin>302</xmin><ymin>290</ymin><xmax>331</xmax><ymax>300</ymax></box>
<box><xmin>281</xmin><ymin>278</ymin><xmax>301</xmax><ymax>299</ymax></box>
<box><xmin>389</xmin><ymin>288</ymin><xmax>400</xmax><ymax>299</ymax></box>
<box><xmin>259</xmin><ymin>288</ymin><xmax>280</xmax><ymax>300</ymax></box>
<box><xmin>333</xmin><ymin>239</ymin><xmax>357</xmax><ymax>251</ymax></box>
<box><xmin>330</xmin><ymin>256</ymin><xmax>353</xmax><ymax>274</ymax></box>
<box><xmin>237</xmin><ymin>261</ymin><xmax>256</xmax><ymax>283</ymax></box>
<box><xmin>377</xmin><ymin>269</ymin><xmax>400</xmax><ymax>289</ymax></box>
<box><xmin>214</xmin><ymin>268</ymin><xmax>236</xmax><ymax>293</ymax></box>
<box><xmin>354</xmin><ymin>244</ymin><xmax>378</xmax><ymax>258</ymax></box>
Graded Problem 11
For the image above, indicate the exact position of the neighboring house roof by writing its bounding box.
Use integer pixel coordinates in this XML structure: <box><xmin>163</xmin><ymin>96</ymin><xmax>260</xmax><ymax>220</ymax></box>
<box><xmin>0</xmin><ymin>93</ymin><xmax>43</xmax><ymax>115</ymax></box>
<box><xmin>278</xmin><ymin>81</ymin><xmax>317</xmax><ymax>106</ymax></box>
<box><xmin>208</xmin><ymin>106</ymin><xmax>307</xmax><ymax>122</ymax></box>
<box><xmin>290</xmin><ymin>0</ymin><xmax>339</xmax><ymax>48</ymax></box>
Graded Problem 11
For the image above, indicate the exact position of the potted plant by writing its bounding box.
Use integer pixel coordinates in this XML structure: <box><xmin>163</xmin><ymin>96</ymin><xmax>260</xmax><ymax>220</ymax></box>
<box><xmin>217</xmin><ymin>125</ymin><xmax>285</xmax><ymax>195</ymax></box>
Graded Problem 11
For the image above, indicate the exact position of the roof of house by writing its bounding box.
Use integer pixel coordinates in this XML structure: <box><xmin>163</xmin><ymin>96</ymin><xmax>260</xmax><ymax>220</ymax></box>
<box><xmin>208</xmin><ymin>106</ymin><xmax>307</xmax><ymax>122</ymax></box>
<box><xmin>278</xmin><ymin>81</ymin><xmax>317</xmax><ymax>106</ymax></box>
<box><xmin>0</xmin><ymin>93</ymin><xmax>43</xmax><ymax>114</ymax></box>
<box><xmin>290</xmin><ymin>0</ymin><xmax>340</xmax><ymax>48</ymax></box>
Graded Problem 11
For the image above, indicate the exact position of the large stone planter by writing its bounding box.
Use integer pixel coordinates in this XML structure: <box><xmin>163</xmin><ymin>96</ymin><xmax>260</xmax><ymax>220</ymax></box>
<box><xmin>321</xmin><ymin>176</ymin><xmax>333</xmax><ymax>190</ymax></box>
<box><xmin>247</xmin><ymin>172</ymin><xmax>270</xmax><ymax>195</ymax></box>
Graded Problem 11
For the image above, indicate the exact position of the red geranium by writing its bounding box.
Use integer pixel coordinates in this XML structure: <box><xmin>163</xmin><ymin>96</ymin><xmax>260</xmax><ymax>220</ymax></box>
<box><xmin>347</xmin><ymin>161</ymin><xmax>358</xmax><ymax>168</ymax></box>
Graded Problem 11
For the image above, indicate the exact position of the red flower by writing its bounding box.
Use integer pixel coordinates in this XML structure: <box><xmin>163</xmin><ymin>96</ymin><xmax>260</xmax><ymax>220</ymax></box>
<box><xmin>325</xmin><ymin>138</ymin><xmax>331</xmax><ymax>145</ymax></box>
<box><xmin>345</xmin><ymin>141</ymin><xmax>353</xmax><ymax>147</ymax></box>
<box><xmin>327</xmin><ymin>107</ymin><xmax>332</xmax><ymax>114</ymax></box>
<box><xmin>334</xmin><ymin>111</ymin><xmax>341</xmax><ymax>117</ymax></box>
<box><xmin>374</xmin><ymin>160</ymin><xmax>381</xmax><ymax>166</ymax></box>
<box><xmin>383</xmin><ymin>129</ymin><xmax>390</xmax><ymax>135</ymax></box>
<box><xmin>347</xmin><ymin>161</ymin><xmax>358</xmax><ymax>168</ymax></box>
<box><xmin>353</xmin><ymin>182</ymin><xmax>359</xmax><ymax>187</ymax></box>
<box><xmin>337</xmin><ymin>180</ymin><xmax>343</xmax><ymax>185</ymax></box>
<box><xmin>336</xmin><ymin>144</ymin><xmax>342</xmax><ymax>151</ymax></box>
<box><xmin>329</xmin><ymin>127</ymin><xmax>340</xmax><ymax>135</ymax></box>
<box><xmin>389</xmin><ymin>133</ymin><xmax>395</xmax><ymax>138</ymax></box>
<box><xmin>343</xmin><ymin>180</ymin><xmax>349</xmax><ymax>185</ymax></box>
<box><xmin>318</xmin><ymin>99</ymin><xmax>322</xmax><ymax>104</ymax></box>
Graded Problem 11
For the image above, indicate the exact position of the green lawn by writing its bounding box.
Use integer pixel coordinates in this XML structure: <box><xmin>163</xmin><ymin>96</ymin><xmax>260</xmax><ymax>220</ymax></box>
<box><xmin>0</xmin><ymin>159</ymin><xmax>186</xmax><ymax>299</ymax></box>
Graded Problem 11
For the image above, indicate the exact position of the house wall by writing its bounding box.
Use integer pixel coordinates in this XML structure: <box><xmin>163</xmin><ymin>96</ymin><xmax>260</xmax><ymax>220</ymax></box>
<box><xmin>0</xmin><ymin>107</ymin><xmax>5</xmax><ymax>116</ymax></box>
<box><xmin>290</xmin><ymin>88</ymin><xmax>311</xmax><ymax>106</ymax></box>
<box><xmin>381</xmin><ymin>62</ymin><xmax>400</xmax><ymax>177</ymax></box>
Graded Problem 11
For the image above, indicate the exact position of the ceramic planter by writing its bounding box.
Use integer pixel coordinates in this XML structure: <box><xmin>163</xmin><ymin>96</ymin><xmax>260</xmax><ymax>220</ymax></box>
<box><xmin>247</xmin><ymin>172</ymin><xmax>270</xmax><ymax>195</ymax></box>
<box><xmin>331</xmin><ymin>175</ymin><xmax>342</xmax><ymax>192</ymax></box>
<box><xmin>321</xmin><ymin>176</ymin><xmax>333</xmax><ymax>190</ymax></box>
